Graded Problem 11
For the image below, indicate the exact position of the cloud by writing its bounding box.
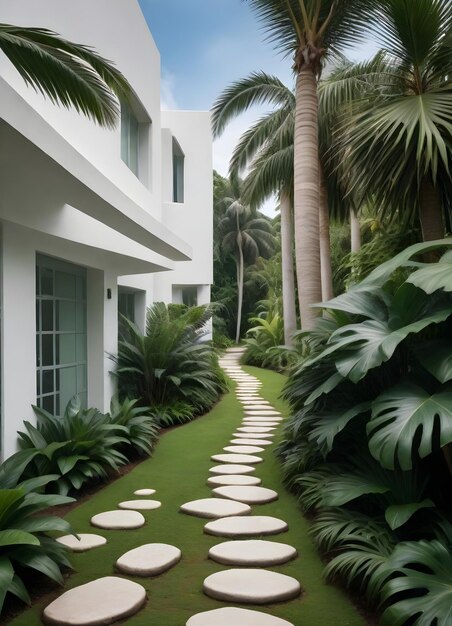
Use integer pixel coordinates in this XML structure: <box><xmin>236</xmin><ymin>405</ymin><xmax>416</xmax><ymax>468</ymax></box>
<box><xmin>160</xmin><ymin>70</ymin><xmax>179</xmax><ymax>110</ymax></box>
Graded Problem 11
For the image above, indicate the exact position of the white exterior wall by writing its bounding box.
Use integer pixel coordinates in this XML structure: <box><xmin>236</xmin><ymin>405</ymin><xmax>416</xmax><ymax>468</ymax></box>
<box><xmin>0</xmin><ymin>0</ymin><xmax>213</xmax><ymax>458</ymax></box>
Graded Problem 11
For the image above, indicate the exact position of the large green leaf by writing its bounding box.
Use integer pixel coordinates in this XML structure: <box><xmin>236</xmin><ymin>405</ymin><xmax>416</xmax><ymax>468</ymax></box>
<box><xmin>7</xmin><ymin>574</ymin><xmax>30</xmax><ymax>605</ymax></box>
<box><xmin>0</xmin><ymin>556</ymin><xmax>14</xmax><ymax>613</ymax></box>
<box><xmin>0</xmin><ymin>529</ymin><xmax>39</xmax><ymax>548</ymax></box>
<box><xmin>368</xmin><ymin>382</ymin><xmax>452</xmax><ymax>469</ymax></box>
<box><xmin>0</xmin><ymin>490</ymin><xmax>25</xmax><ymax>527</ymax></box>
<box><xmin>385</xmin><ymin>500</ymin><xmax>435</xmax><ymax>531</ymax></box>
<box><xmin>414</xmin><ymin>340</ymin><xmax>452</xmax><ymax>383</ymax></box>
<box><xmin>320</xmin><ymin>285</ymin><xmax>390</xmax><ymax>321</ymax></box>
<box><xmin>407</xmin><ymin>250</ymin><xmax>452</xmax><ymax>293</ymax></box>
<box><xmin>309</xmin><ymin>402</ymin><xmax>371</xmax><ymax>455</ymax></box>
<box><xmin>381</xmin><ymin>540</ymin><xmax>452</xmax><ymax>626</ymax></box>
<box><xmin>13</xmin><ymin>548</ymin><xmax>63</xmax><ymax>584</ymax></box>
<box><xmin>321</xmin><ymin>472</ymin><xmax>389</xmax><ymax>507</ymax></box>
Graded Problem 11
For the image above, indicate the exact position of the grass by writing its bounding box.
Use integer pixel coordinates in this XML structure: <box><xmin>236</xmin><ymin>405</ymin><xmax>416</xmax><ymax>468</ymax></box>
<box><xmin>7</xmin><ymin>365</ymin><xmax>366</xmax><ymax>626</ymax></box>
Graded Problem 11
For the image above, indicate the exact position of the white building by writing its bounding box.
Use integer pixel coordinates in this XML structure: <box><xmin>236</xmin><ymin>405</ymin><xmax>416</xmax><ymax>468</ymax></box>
<box><xmin>0</xmin><ymin>0</ymin><xmax>213</xmax><ymax>459</ymax></box>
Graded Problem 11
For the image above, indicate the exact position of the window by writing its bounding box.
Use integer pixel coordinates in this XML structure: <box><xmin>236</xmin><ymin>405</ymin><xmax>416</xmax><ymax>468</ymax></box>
<box><xmin>36</xmin><ymin>256</ymin><xmax>87</xmax><ymax>415</ymax></box>
<box><xmin>118</xmin><ymin>291</ymin><xmax>135</xmax><ymax>338</ymax></box>
<box><xmin>182</xmin><ymin>286</ymin><xmax>198</xmax><ymax>307</ymax></box>
<box><xmin>121</xmin><ymin>101</ymin><xmax>139</xmax><ymax>176</ymax></box>
<box><xmin>172</xmin><ymin>138</ymin><xmax>184</xmax><ymax>203</ymax></box>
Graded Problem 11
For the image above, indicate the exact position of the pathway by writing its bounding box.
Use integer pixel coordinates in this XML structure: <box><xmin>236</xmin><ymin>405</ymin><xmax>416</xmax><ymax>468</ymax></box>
<box><xmin>7</xmin><ymin>351</ymin><xmax>366</xmax><ymax>626</ymax></box>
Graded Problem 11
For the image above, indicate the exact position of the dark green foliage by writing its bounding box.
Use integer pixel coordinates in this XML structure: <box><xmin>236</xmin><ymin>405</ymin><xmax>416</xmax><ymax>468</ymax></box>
<box><xmin>108</xmin><ymin>396</ymin><xmax>160</xmax><ymax>457</ymax></box>
<box><xmin>16</xmin><ymin>396</ymin><xmax>128</xmax><ymax>495</ymax></box>
<box><xmin>112</xmin><ymin>302</ymin><xmax>227</xmax><ymax>420</ymax></box>
<box><xmin>0</xmin><ymin>477</ymin><xmax>73</xmax><ymax>614</ymax></box>
<box><xmin>280</xmin><ymin>240</ymin><xmax>452</xmax><ymax>620</ymax></box>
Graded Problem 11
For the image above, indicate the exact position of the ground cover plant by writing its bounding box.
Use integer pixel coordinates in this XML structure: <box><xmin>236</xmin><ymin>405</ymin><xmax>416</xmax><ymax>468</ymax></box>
<box><xmin>278</xmin><ymin>239</ymin><xmax>452</xmax><ymax>625</ymax></box>
<box><xmin>4</xmin><ymin>367</ymin><xmax>366</xmax><ymax>626</ymax></box>
<box><xmin>112</xmin><ymin>302</ymin><xmax>227</xmax><ymax>425</ymax></box>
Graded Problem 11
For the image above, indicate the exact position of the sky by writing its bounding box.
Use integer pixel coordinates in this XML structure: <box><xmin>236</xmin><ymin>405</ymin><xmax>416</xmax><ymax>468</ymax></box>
<box><xmin>138</xmin><ymin>0</ymin><xmax>379</xmax><ymax>214</ymax></box>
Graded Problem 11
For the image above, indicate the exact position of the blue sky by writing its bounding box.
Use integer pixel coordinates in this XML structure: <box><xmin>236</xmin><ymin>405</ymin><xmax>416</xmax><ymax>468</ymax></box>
<box><xmin>138</xmin><ymin>0</ymin><xmax>378</xmax><ymax>208</ymax></box>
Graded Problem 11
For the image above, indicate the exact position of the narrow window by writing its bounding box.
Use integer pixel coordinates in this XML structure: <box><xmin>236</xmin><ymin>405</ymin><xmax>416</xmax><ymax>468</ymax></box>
<box><xmin>118</xmin><ymin>290</ymin><xmax>135</xmax><ymax>338</ymax></box>
<box><xmin>182</xmin><ymin>286</ymin><xmax>198</xmax><ymax>307</ymax></box>
<box><xmin>36</xmin><ymin>256</ymin><xmax>87</xmax><ymax>414</ymax></box>
<box><xmin>121</xmin><ymin>101</ymin><xmax>139</xmax><ymax>176</ymax></box>
<box><xmin>172</xmin><ymin>138</ymin><xmax>184</xmax><ymax>203</ymax></box>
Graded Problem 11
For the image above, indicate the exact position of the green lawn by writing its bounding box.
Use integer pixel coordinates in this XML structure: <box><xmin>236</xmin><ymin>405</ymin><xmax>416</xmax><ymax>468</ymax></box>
<box><xmin>8</xmin><ymin>366</ymin><xmax>366</xmax><ymax>626</ymax></box>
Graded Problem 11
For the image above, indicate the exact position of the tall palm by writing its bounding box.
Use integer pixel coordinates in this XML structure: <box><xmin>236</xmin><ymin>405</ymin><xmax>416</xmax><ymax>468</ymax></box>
<box><xmin>212</xmin><ymin>73</ymin><xmax>298</xmax><ymax>345</ymax></box>
<box><xmin>0</xmin><ymin>24</ymin><xmax>130</xmax><ymax>126</ymax></box>
<box><xmin>246</xmin><ymin>0</ymin><xmax>373</xmax><ymax>329</ymax></box>
<box><xmin>338</xmin><ymin>0</ymin><xmax>452</xmax><ymax>241</ymax></box>
<box><xmin>218</xmin><ymin>180</ymin><xmax>276</xmax><ymax>342</ymax></box>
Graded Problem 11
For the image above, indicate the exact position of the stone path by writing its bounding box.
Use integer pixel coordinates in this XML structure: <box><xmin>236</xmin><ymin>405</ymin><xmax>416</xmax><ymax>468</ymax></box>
<box><xmin>185</xmin><ymin>348</ymin><xmax>298</xmax><ymax>625</ymax></box>
<box><xmin>41</xmin><ymin>347</ymin><xmax>298</xmax><ymax>625</ymax></box>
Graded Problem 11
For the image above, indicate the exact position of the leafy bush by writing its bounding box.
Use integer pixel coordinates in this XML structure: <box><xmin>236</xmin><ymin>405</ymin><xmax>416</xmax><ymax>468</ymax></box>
<box><xmin>148</xmin><ymin>401</ymin><xmax>194</xmax><ymax>428</ymax></box>
<box><xmin>112</xmin><ymin>303</ymin><xmax>227</xmax><ymax>418</ymax></box>
<box><xmin>0</xmin><ymin>475</ymin><xmax>74</xmax><ymax>613</ymax></box>
<box><xmin>108</xmin><ymin>396</ymin><xmax>160</xmax><ymax>457</ymax></box>
<box><xmin>280</xmin><ymin>240</ymin><xmax>452</xmax><ymax>618</ymax></box>
<box><xmin>15</xmin><ymin>396</ymin><xmax>128</xmax><ymax>495</ymax></box>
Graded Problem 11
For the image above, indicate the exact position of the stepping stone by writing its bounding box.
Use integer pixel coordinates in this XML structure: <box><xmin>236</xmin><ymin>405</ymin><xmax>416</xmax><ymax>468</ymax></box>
<box><xmin>134</xmin><ymin>488</ymin><xmax>156</xmax><ymax>496</ymax></box>
<box><xmin>204</xmin><ymin>516</ymin><xmax>288</xmax><ymax>537</ymax></box>
<box><xmin>213</xmin><ymin>486</ymin><xmax>279</xmax><ymax>504</ymax></box>
<box><xmin>245</xmin><ymin>411</ymin><xmax>281</xmax><ymax>416</ymax></box>
<box><xmin>242</xmin><ymin>422</ymin><xmax>280</xmax><ymax>428</ymax></box>
<box><xmin>240</xmin><ymin>401</ymin><xmax>271</xmax><ymax>406</ymax></box>
<box><xmin>231</xmin><ymin>438</ymin><xmax>273</xmax><ymax>446</ymax></box>
<box><xmin>211</xmin><ymin>454</ymin><xmax>263</xmax><ymax>465</ymax></box>
<box><xmin>224</xmin><ymin>445</ymin><xmax>264</xmax><ymax>454</ymax></box>
<box><xmin>232</xmin><ymin>433</ymin><xmax>273</xmax><ymax>440</ymax></box>
<box><xmin>43</xmin><ymin>576</ymin><xmax>146</xmax><ymax>625</ymax></box>
<box><xmin>118</xmin><ymin>500</ymin><xmax>161</xmax><ymax>511</ymax></box>
<box><xmin>242</xmin><ymin>418</ymin><xmax>283</xmax><ymax>423</ymax></box>
<box><xmin>91</xmin><ymin>510</ymin><xmax>145</xmax><ymax>530</ymax></box>
<box><xmin>208</xmin><ymin>475</ymin><xmax>262</xmax><ymax>487</ymax></box>
<box><xmin>209</xmin><ymin>540</ymin><xmax>297</xmax><ymax>566</ymax></box>
<box><xmin>203</xmin><ymin>569</ymin><xmax>301</xmax><ymax>604</ymax></box>
<box><xmin>210</xmin><ymin>464</ymin><xmax>256</xmax><ymax>475</ymax></box>
<box><xmin>116</xmin><ymin>543</ymin><xmax>181</xmax><ymax>576</ymax></box>
<box><xmin>187</xmin><ymin>607</ymin><xmax>295</xmax><ymax>626</ymax></box>
<box><xmin>56</xmin><ymin>534</ymin><xmax>107</xmax><ymax>552</ymax></box>
<box><xmin>180</xmin><ymin>498</ymin><xmax>251</xmax><ymax>519</ymax></box>
<box><xmin>237</xmin><ymin>427</ymin><xmax>276</xmax><ymax>433</ymax></box>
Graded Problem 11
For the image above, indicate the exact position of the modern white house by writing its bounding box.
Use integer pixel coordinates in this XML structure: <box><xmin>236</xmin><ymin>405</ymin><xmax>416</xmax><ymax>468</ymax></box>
<box><xmin>0</xmin><ymin>0</ymin><xmax>213</xmax><ymax>459</ymax></box>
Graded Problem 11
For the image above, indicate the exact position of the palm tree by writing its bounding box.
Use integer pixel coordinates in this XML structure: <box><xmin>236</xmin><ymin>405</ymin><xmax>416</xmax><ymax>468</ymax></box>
<box><xmin>246</xmin><ymin>0</ymin><xmax>373</xmax><ymax>329</ymax></box>
<box><xmin>0</xmin><ymin>24</ymin><xmax>130</xmax><ymax>126</ymax></box>
<box><xmin>212</xmin><ymin>73</ymin><xmax>298</xmax><ymax>345</ymax></box>
<box><xmin>337</xmin><ymin>0</ymin><xmax>452</xmax><ymax>241</ymax></box>
<box><xmin>218</xmin><ymin>179</ymin><xmax>276</xmax><ymax>342</ymax></box>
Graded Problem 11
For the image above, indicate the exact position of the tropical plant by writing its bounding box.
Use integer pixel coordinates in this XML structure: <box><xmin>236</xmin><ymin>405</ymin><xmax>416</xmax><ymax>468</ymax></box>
<box><xmin>242</xmin><ymin>313</ymin><xmax>285</xmax><ymax>368</ymax></box>
<box><xmin>15</xmin><ymin>396</ymin><xmax>128</xmax><ymax>495</ymax></box>
<box><xmin>0</xmin><ymin>476</ymin><xmax>74</xmax><ymax>614</ymax></box>
<box><xmin>279</xmin><ymin>239</ymin><xmax>452</xmax><ymax>617</ymax></box>
<box><xmin>0</xmin><ymin>24</ymin><xmax>130</xmax><ymax>127</ymax></box>
<box><xmin>112</xmin><ymin>302</ymin><xmax>227</xmax><ymax>414</ymax></box>
<box><xmin>338</xmin><ymin>0</ymin><xmax>452</xmax><ymax>241</ymax></box>
<box><xmin>245</xmin><ymin>0</ymin><xmax>374</xmax><ymax>329</ymax></box>
<box><xmin>217</xmin><ymin>179</ymin><xmax>276</xmax><ymax>342</ymax></box>
<box><xmin>108</xmin><ymin>396</ymin><xmax>160</xmax><ymax>457</ymax></box>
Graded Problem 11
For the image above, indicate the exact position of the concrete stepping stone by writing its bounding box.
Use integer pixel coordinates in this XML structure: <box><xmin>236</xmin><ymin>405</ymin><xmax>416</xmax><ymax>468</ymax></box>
<box><xmin>211</xmin><ymin>453</ymin><xmax>263</xmax><ymax>464</ymax></box>
<box><xmin>203</xmin><ymin>569</ymin><xmax>301</xmax><ymax>604</ymax></box>
<box><xmin>245</xmin><ymin>410</ymin><xmax>281</xmax><ymax>416</ymax></box>
<box><xmin>213</xmin><ymin>486</ymin><xmax>278</xmax><ymax>504</ymax></box>
<box><xmin>237</xmin><ymin>427</ymin><xmax>276</xmax><ymax>433</ymax></box>
<box><xmin>232</xmin><ymin>433</ymin><xmax>273</xmax><ymax>440</ymax></box>
<box><xmin>204</xmin><ymin>516</ymin><xmax>288</xmax><ymax>537</ymax></box>
<box><xmin>187</xmin><ymin>607</ymin><xmax>295</xmax><ymax>626</ymax></box>
<box><xmin>180</xmin><ymin>498</ymin><xmax>251</xmax><ymax>519</ymax></box>
<box><xmin>56</xmin><ymin>534</ymin><xmax>107</xmax><ymax>552</ymax></box>
<box><xmin>116</xmin><ymin>543</ymin><xmax>181</xmax><ymax>576</ymax></box>
<box><xmin>118</xmin><ymin>499</ymin><xmax>161</xmax><ymax>511</ymax></box>
<box><xmin>208</xmin><ymin>475</ymin><xmax>262</xmax><ymax>487</ymax></box>
<box><xmin>224</xmin><ymin>445</ymin><xmax>265</xmax><ymax>454</ymax></box>
<box><xmin>43</xmin><ymin>576</ymin><xmax>146</xmax><ymax>625</ymax></box>
<box><xmin>90</xmin><ymin>510</ymin><xmax>145</xmax><ymax>530</ymax></box>
<box><xmin>209</xmin><ymin>540</ymin><xmax>297</xmax><ymax>566</ymax></box>
<box><xmin>240</xmin><ymin>401</ymin><xmax>271</xmax><ymax>406</ymax></box>
<box><xmin>134</xmin><ymin>488</ymin><xmax>156</xmax><ymax>496</ymax></box>
<box><xmin>242</xmin><ymin>422</ymin><xmax>280</xmax><ymax>428</ymax></box>
<box><xmin>210</xmin><ymin>464</ymin><xmax>256</xmax><ymax>475</ymax></box>
<box><xmin>242</xmin><ymin>418</ymin><xmax>283</xmax><ymax>423</ymax></box>
<box><xmin>230</xmin><ymin>438</ymin><xmax>273</xmax><ymax>446</ymax></box>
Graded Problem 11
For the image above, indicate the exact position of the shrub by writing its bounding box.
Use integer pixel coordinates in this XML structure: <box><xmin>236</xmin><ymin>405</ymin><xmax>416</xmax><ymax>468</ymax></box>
<box><xmin>0</xmin><ymin>474</ymin><xmax>74</xmax><ymax>614</ymax></box>
<box><xmin>112</xmin><ymin>302</ymin><xmax>227</xmax><ymax>417</ymax></box>
<box><xmin>16</xmin><ymin>396</ymin><xmax>128</xmax><ymax>495</ymax></box>
<box><xmin>108</xmin><ymin>397</ymin><xmax>160</xmax><ymax>457</ymax></box>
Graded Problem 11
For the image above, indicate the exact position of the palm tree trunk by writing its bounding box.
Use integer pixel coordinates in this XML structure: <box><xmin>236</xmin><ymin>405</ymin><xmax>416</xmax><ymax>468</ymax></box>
<box><xmin>319</xmin><ymin>166</ymin><xmax>334</xmax><ymax>302</ymax></box>
<box><xmin>350</xmin><ymin>209</ymin><xmax>361</xmax><ymax>253</ymax></box>
<box><xmin>419</xmin><ymin>177</ymin><xmax>445</xmax><ymax>241</ymax></box>
<box><xmin>280</xmin><ymin>189</ymin><xmax>297</xmax><ymax>346</ymax></box>
<box><xmin>294</xmin><ymin>65</ymin><xmax>322</xmax><ymax>331</ymax></box>
<box><xmin>235</xmin><ymin>236</ymin><xmax>245</xmax><ymax>344</ymax></box>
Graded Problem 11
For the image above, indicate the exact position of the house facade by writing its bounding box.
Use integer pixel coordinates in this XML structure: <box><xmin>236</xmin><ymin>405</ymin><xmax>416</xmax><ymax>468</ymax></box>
<box><xmin>0</xmin><ymin>0</ymin><xmax>213</xmax><ymax>459</ymax></box>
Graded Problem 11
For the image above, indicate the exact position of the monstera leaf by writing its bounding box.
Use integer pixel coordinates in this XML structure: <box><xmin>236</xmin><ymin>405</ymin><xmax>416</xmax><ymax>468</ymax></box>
<box><xmin>414</xmin><ymin>340</ymin><xmax>452</xmax><ymax>384</ymax></box>
<box><xmin>368</xmin><ymin>382</ymin><xmax>452</xmax><ymax>470</ymax></box>
<box><xmin>408</xmin><ymin>250</ymin><xmax>452</xmax><ymax>294</ymax></box>
<box><xmin>381</xmin><ymin>540</ymin><xmax>452</xmax><ymax>626</ymax></box>
<box><xmin>309</xmin><ymin>402</ymin><xmax>371</xmax><ymax>455</ymax></box>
